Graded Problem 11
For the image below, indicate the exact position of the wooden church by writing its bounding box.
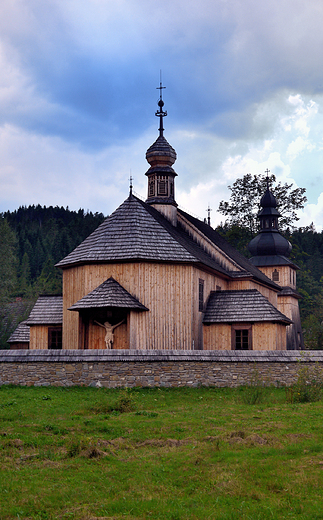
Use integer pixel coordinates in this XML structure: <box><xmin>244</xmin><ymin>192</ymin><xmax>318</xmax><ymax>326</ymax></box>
<box><xmin>13</xmin><ymin>91</ymin><xmax>303</xmax><ymax>351</ymax></box>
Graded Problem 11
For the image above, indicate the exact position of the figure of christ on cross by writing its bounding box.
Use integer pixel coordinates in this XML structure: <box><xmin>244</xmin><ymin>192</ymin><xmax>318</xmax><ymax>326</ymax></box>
<box><xmin>94</xmin><ymin>318</ymin><xmax>125</xmax><ymax>349</ymax></box>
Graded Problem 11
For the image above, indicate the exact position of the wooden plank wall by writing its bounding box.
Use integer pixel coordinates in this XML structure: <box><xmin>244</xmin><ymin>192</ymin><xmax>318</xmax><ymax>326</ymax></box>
<box><xmin>193</xmin><ymin>268</ymin><xmax>228</xmax><ymax>349</ymax></box>
<box><xmin>203</xmin><ymin>322</ymin><xmax>286</xmax><ymax>351</ymax></box>
<box><xmin>278</xmin><ymin>294</ymin><xmax>302</xmax><ymax>349</ymax></box>
<box><xmin>259</xmin><ymin>265</ymin><xmax>296</xmax><ymax>290</ymax></box>
<box><xmin>9</xmin><ymin>343</ymin><xmax>29</xmax><ymax>350</ymax></box>
<box><xmin>253</xmin><ymin>323</ymin><xmax>286</xmax><ymax>350</ymax></box>
<box><xmin>203</xmin><ymin>324</ymin><xmax>231</xmax><ymax>350</ymax></box>
<box><xmin>62</xmin><ymin>262</ymin><xmax>285</xmax><ymax>351</ymax></box>
<box><xmin>30</xmin><ymin>326</ymin><xmax>48</xmax><ymax>350</ymax></box>
<box><xmin>63</xmin><ymin>263</ymin><xmax>196</xmax><ymax>350</ymax></box>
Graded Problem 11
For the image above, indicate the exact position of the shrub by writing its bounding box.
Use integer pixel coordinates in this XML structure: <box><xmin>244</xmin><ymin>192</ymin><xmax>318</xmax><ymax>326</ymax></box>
<box><xmin>113</xmin><ymin>389</ymin><xmax>136</xmax><ymax>413</ymax></box>
<box><xmin>288</xmin><ymin>363</ymin><xmax>323</xmax><ymax>403</ymax></box>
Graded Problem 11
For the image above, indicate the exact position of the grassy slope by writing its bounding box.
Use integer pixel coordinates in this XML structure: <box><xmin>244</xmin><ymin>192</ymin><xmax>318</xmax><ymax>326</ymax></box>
<box><xmin>0</xmin><ymin>386</ymin><xmax>323</xmax><ymax>520</ymax></box>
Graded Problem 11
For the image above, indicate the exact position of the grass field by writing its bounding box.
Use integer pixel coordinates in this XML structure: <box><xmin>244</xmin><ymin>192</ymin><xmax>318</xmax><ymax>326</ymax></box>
<box><xmin>0</xmin><ymin>384</ymin><xmax>323</xmax><ymax>520</ymax></box>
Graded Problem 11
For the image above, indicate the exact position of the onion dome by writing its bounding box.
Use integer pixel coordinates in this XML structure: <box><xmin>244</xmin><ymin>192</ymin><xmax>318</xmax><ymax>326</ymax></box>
<box><xmin>248</xmin><ymin>231</ymin><xmax>292</xmax><ymax>257</ymax></box>
<box><xmin>260</xmin><ymin>188</ymin><xmax>278</xmax><ymax>208</ymax></box>
<box><xmin>248</xmin><ymin>173</ymin><xmax>292</xmax><ymax>262</ymax></box>
<box><xmin>146</xmin><ymin>135</ymin><xmax>177</xmax><ymax>168</ymax></box>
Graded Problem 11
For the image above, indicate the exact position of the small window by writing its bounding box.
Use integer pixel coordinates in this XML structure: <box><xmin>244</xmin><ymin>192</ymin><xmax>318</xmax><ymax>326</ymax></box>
<box><xmin>235</xmin><ymin>330</ymin><xmax>249</xmax><ymax>350</ymax></box>
<box><xmin>48</xmin><ymin>327</ymin><xmax>62</xmax><ymax>349</ymax></box>
<box><xmin>232</xmin><ymin>325</ymin><xmax>252</xmax><ymax>350</ymax></box>
<box><xmin>272</xmin><ymin>269</ymin><xmax>279</xmax><ymax>282</ymax></box>
<box><xmin>199</xmin><ymin>279</ymin><xmax>204</xmax><ymax>312</ymax></box>
<box><xmin>158</xmin><ymin>180</ymin><xmax>168</xmax><ymax>196</ymax></box>
<box><xmin>149</xmin><ymin>180</ymin><xmax>155</xmax><ymax>196</ymax></box>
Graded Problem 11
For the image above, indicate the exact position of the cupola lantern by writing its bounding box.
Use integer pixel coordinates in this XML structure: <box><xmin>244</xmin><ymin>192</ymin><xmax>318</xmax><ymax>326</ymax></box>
<box><xmin>145</xmin><ymin>81</ymin><xmax>178</xmax><ymax>225</ymax></box>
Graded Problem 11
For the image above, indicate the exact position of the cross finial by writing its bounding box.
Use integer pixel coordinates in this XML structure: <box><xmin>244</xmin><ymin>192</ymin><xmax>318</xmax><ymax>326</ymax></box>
<box><xmin>265</xmin><ymin>168</ymin><xmax>270</xmax><ymax>189</ymax></box>
<box><xmin>155</xmin><ymin>70</ymin><xmax>167</xmax><ymax>137</ymax></box>
<box><xmin>129</xmin><ymin>174</ymin><xmax>133</xmax><ymax>196</ymax></box>
<box><xmin>206</xmin><ymin>205</ymin><xmax>212</xmax><ymax>226</ymax></box>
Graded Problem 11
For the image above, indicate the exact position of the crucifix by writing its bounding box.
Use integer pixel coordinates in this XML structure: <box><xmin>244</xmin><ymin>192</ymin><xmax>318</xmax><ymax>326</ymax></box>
<box><xmin>155</xmin><ymin>71</ymin><xmax>167</xmax><ymax>137</ymax></box>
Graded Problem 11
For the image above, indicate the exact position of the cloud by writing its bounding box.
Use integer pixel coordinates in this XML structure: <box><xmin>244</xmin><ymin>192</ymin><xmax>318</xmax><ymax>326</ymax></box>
<box><xmin>0</xmin><ymin>0</ymin><xmax>323</xmax><ymax>229</ymax></box>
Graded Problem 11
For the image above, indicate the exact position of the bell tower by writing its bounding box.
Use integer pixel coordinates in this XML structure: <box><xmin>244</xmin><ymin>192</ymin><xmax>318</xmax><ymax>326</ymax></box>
<box><xmin>248</xmin><ymin>170</ymin><xmax>303</xmax><ymax>350</ymax></box>
<box><xmin>145</xmin><ymin>81</ymin><xmax>178</xmax><ymax>226</ymax></box>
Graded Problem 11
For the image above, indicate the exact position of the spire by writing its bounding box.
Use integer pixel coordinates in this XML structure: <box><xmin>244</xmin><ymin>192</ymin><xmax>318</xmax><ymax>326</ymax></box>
<box><xmin>156</xmin><ymin>73</ymin><xmax>167</xmax><ymax>137</ymax></box>
<box><xmin>265</xmin><ymin>168</ymin><xmax>270</xmax><ymax>190</ymax></box>
<box><xmin>206</xmin><ymin>205</ymin><xmax>212</xmax><ymax>226</ymax></box>
<box><xmin>129</xmin><ymin>174</ymin><xmax>133</xmax><ymax>196</ymax></box>
<box><xmin>145</xmin><ymin>78</ymin><xmax>178</xmax><ymax>225</ymax></box>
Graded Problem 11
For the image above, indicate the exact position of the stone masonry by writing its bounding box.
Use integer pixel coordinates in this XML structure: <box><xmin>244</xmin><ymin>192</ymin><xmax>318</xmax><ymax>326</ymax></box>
<box><xmin>0</xmin><ymin>350</ymin><xmax>322</xmax><ymax>387</ymax></box>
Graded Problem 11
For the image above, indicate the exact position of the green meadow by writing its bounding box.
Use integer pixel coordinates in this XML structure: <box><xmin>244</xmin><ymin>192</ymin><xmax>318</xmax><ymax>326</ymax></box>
<box><xmin>0</xmin><ymin>385</ymin><xmax>323</xmax><ymax>520</ymax></box>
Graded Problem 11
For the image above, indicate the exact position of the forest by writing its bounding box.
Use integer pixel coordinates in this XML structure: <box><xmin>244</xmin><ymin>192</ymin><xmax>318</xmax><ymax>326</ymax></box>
<box><xmin>0</xmin><ymin>205</ymin><xmax>105</xmax><ymax>348</ymax></box>
<box><xmin>0</xmin><ymin>199</ymin><xmax>323</xmax><ymax>349</ymax></box>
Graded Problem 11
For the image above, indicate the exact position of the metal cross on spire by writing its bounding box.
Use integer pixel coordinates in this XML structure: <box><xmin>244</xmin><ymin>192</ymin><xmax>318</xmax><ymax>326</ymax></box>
<box><xmin>206</xmin><ymin>205</ymin><xmax>212</xmax><ymax>226</ymax></box>
<box><xmin>264</xmin><ymin>168</ymin><xmax>270</xmax><ymax>190</ymax></box>
<box><xmin>129</xmin><ymin>174</ymin><xmax>133</xmax><ymax>196</ymax></box>
<box><xmin>155</xmin><ymin>71</ymin><xmax>167</xmax><ymax>137</ymax></box>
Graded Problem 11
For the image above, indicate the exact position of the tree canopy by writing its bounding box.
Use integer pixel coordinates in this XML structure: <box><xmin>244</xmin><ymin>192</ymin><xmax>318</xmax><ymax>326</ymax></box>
<box><xmin>218</xmin><ymin>173</ymin><xmax>307</xmax><ymax>235</ymax></box>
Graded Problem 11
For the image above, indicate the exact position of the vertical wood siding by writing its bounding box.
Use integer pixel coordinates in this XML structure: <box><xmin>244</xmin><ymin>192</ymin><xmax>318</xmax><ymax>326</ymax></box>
<box><xmin>203</xmin><ymin>324</ymin><xmax>231</xmax><ymax>350</ymax></box>
<box><xmin>62</xmin><ymin>263</ymin><xmax>195</xmax><ymax>350</ymax></box>
<box><xmin>278</xmin><ymin>295</ymin><xmax>302</xmax><ymax>349</ymax></box>
<box><xmin>30</xmin><ymin>326</ymin><xmax>49</xmax><ymax>350</ymax></box>
<box><xmin>257</xmin><ymin>265</ymin><xmax>297</xmax><ymax>290</ymax></box>
<box><xmin>203</xmin><ymin>322</ymin><xmax>286</xmax><ymax>351</ymax></box>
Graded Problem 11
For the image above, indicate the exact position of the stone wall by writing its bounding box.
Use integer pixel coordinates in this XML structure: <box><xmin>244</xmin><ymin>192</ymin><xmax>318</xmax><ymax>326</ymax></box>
<box><xmin>0</xmin><ymin>349</ymin><xmax>322</xmax><ymax>387</ymax></box>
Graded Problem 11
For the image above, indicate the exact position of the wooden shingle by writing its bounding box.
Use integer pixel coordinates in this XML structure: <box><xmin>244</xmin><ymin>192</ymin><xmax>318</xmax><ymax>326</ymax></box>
<box><xmin>69</xmin><ymin>277</ymin><xmax>148</xmax><ymax>311</ymax></box>
<box><xmin>7</xmin><ymin>320</ymin><xmax>30</xmax><ymax>343</ymax></box>
<box><xmin>203</xmin><ymin>289</ymin><xmax>292</xmax><ymax>324</ymax></box>
<box><xmin>56</xmin><ymin>194</ymin><xmax>277</xmax><ymax>289</ymax></box>
<box><xmin>26</xmin><ymin>295</ymin><xmax>63</xmax><ymax>325</ymax></box>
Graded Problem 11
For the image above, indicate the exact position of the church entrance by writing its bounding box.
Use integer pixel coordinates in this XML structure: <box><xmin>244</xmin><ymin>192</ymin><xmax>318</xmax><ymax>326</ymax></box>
<box><xmin>77</xmin><ymin>308</ymin><xmax>129</xmax><ymax>350</ymax></box>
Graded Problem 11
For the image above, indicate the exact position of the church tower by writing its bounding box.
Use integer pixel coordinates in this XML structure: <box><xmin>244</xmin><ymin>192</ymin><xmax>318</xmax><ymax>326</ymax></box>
<box><xmin>248</xmin><ymin>172</ymin><xmax>303</xmax><ymax>349</ymax></box>
<box><xmin>145</xmin><ymin>82</ymin><xmax>178</xmax><ymax>226</ymax></box>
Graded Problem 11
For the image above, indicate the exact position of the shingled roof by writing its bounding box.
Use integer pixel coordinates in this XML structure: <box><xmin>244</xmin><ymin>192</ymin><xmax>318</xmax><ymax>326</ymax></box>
<box><xmin>69</xmin><ymin>277</ymin><xmax>148</xmax><ymax>311</ymax></box>
<box><xmin>178</xmin><ymin>208</ymin><xmax>280</xmax><ymax>289</ymax></box>
<box><xmin>56</xmin><ymin>194</ymin><xmax>231</xmax><ymax>275</ymax></box>
<box><xmin>7</xmin><ymin>320</ymin><xmax>30</xmax><ymax>343</ymax></box>
<box><xmin>55</xmin><ymin>194</ymin><xmax>278</xmax><ymax>291</ymax></box>
<box><xmin>203</xmin><ymin>289</ymin><xmax>292</xmax><ymax>324</ymax></box>
<box><xmin>26</xmin><ymin>295</ymin><xmax>63</xmax><ymax>325</ymax></box>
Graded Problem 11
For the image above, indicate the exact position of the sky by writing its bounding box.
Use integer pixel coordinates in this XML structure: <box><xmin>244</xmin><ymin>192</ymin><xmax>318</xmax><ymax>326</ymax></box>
<box><xmin>1</xmin><ymin>0</ymin><xmax>323</xmax><ymax>230</ymax></box>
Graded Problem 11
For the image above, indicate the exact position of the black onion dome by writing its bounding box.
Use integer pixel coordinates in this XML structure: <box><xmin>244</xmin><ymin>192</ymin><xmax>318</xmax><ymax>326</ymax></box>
<box><xmin>146</xmin><ymin>135</ymin><xmax>177</xmax><ymax>167</ymax></box>
<box><xmin>260</xmin><ymin>188</ymin><xmax>277</xmax><ymax>208</ymax></box>
<box><xmin>248</xmin><ymin>181</ymin><xmax>292</xmax><ymax>260</ymax></box>
<box><xmin>248</xmin><ymin>232</ymin><xmax>292</xmax><ymax>257</ymax></box>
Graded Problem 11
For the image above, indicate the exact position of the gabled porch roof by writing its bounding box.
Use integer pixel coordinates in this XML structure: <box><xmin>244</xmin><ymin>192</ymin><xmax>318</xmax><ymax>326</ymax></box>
<box><xmin>68</xmin><ymin>277</ymin><xmax>148</xmax><ymax>312</ymax></box>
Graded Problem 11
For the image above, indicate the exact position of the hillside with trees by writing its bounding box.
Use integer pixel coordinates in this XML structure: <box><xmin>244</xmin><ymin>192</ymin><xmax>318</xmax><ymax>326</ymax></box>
<box><xmin>0</xmin><ymin>205</ymin><xmax>105</xmax><ymax>348</ymax></box>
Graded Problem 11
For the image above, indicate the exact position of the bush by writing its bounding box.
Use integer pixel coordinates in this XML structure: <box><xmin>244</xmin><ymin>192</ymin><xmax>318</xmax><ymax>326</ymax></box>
<box><xmin>288</xmin><ymin>363</ymin><xmax>323</xmax><ymax>403</ymax></box>
<box><xmin>113</xmin><ymin>389</ymin><xmax>136</xmax><ymax>413</ymax></box>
